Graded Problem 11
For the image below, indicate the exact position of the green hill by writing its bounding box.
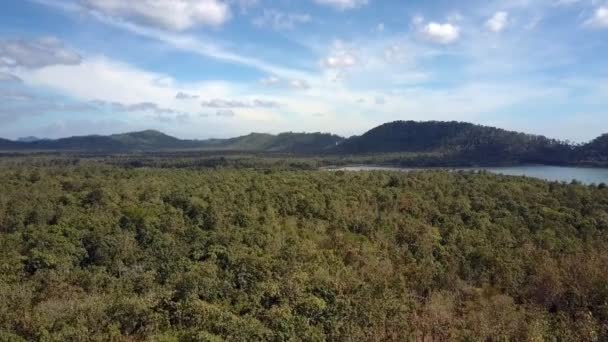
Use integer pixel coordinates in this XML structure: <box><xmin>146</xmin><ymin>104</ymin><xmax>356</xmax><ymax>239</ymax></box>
<box><xmin>209</xmin><ymin>132</ymin><xmax>343</xmax><ymax>153</ymax></box>
<box><xmin>0</xmin><ymin>130</ymin><xmax>343</xmax><ymax>153</ymax></box>
<box><xmin>576</xmin><ymin>134</ymin><xmax>608</xmax><ymax>165</ymax></box>
<box><xmin>334</xmin><ymin>121</ymin><xmax>574</xmax><ymax>164</ymax></box>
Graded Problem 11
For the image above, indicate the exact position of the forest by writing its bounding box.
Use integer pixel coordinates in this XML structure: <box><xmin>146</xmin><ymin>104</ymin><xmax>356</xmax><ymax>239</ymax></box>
<box><xmin>1</xmin><ymin>156</ymin><xmax>607</xmax><ymax>341</ymax></box>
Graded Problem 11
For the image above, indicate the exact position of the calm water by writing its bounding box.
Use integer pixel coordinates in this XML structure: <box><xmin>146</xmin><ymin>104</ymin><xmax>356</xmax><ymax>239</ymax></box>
<box><xmin>331</xmin><ymin>165</ymin><xmax>608</xmax><ymax>184</ymax></box>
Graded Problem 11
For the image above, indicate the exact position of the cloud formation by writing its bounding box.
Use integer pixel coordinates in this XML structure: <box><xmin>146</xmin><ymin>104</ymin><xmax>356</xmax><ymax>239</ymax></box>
<box><xmin>216</xmin><ymin>109</ymin><xmax>236</xmax><ymax>117</ymax></box>
<box><xmin>91</xmin><ymin>100</ymin><xmax>185</xmax><ymax>115</ymax></box>
<box><xmin>84</xmin><ymin>0</ymin><xmax>231</xmax><ymax>31</ymax></box>
<box><xmin>585</xmin><ymin>6</ymin><xmax>608</xmax><ymax>28</ymax></box>
<box><xmin>201</xmin><ymin>98</ymin><xmax>281</xmax><ymax>108</ymax></box>
<box><xmin>313</xmin><ymin>0</ymin><xmax>368</xmax><ymax>10</ymax></box>
<box><xmin>176</xmin><ymin>92</ymin><xmax>199</xmax><ymax>100</ymax></box>
<box><xmin>260</xmin><ymin>76</ymin><xmax>310</xmax><ymax>89</ymax></box>
<box><xmin>253</xmin><ymin>10</ymin><xmax>311</xmax><ymax>30</ymax></box>
<box><xmin>486</xmin><ymin>11</ymin><xmax>509</xmax><ymax>32</ymax></box>
<box><xmin>0</xmin><ymin>37</ymin><xmax>81</xmax><ymax>69</ymax></box>
<box><xmin>320</xmin><ymin>41</ymin><xmax>358</xmax><ymax>69</ymax></box>
<box><xmin>419</xmin><ymin>22</ymin><xmax>461</xmax><ymax>44</ymax></box>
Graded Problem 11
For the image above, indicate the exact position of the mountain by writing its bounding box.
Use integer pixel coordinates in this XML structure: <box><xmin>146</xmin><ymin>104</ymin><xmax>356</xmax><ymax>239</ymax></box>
<box><xmin>0</xmin><ymin>130</ymin><xmax>343</xmax><ymax>153</ymax></box>
<box><xmin>0</xmin><ymin>138</ymin><xmax>20</xmax><ymax>150</ymax></box>
<box><xmin>577</xmin><ymin>134</ymin><xmax>608</xmax><ymax>165</ymax></box>
<box><xmin>204</xmin><ymin>132</ymin><xmax>343</xmax><ymax>153</ymax></box>
<box><xmin>334</xmin><ymin>121</ymin><xmax>575</xmax><ymax>164</ymax></box>
<box><xmin>17</xmin><ymin>136</ymin><xmax>46</xmax><ymax>142</ymax></box>
<box><xmin>14</xmin><ymin>130</ymin><xmax>187</xmax><ymax>152</ymax></box>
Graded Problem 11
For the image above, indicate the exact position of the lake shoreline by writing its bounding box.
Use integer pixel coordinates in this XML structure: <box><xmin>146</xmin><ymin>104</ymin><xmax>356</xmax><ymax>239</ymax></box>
<box><xmin>322</xmin><ymin>164</ymin><xmax>608</xmax><ymax>185</ymax></box>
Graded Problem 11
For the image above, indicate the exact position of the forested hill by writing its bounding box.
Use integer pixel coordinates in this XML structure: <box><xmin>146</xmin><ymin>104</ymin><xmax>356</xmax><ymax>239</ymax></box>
<box><xmin>0</xmin><ymin>130</ymin><xmax>194</xmax><ymax>152</ymax></box>
<box><xmin>578</xmin><ymin>134</ymin><xmax>608</xmax><ymax>165</ymax></box>
<box><xmin>0</xmin><ymin>130</ymin><xmax>343</xmax><ymax>153</ymax></box>
<box><xmin>198</xmin><ymin>132</ymin><xmax>344</xmax><ymax>153</ymax></box>
<box><xmin>334</xmin><ymin>121</ymin><xmax>574</xmax><ymax>161</ymax></box>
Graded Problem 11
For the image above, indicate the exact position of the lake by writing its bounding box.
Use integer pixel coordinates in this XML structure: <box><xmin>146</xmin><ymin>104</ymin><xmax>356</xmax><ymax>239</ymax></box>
<box><xmin>330</xmin><ymin>165</ymin><xmax>608</xmax><ymax>185</ymax></box>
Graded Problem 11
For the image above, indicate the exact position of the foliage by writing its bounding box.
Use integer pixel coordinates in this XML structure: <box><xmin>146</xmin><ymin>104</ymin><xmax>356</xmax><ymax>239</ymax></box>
<box><xmin>0</xmin><ymin>130</ymin><xmax>343</xmax><ymax>154</ymax></box>
<box><xmin>335</xmin><ymin>120</ymin><xmax>577</xmax><ymax>165</ymax></box>
<box><xmin>1</xmin><ymin>160</ymin><xmax>608</xmax><ymax>341</ymax></box>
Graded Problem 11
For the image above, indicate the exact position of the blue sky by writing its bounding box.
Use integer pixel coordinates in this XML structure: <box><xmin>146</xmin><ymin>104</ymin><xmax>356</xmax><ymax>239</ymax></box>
<box><xmin>0</xmin><ymin>0</ymin><xmax>607</xmax><ymax>141</ymax></box>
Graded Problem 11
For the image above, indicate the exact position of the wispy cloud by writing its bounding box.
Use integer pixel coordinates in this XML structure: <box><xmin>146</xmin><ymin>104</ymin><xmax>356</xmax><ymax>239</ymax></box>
<box><xmin>83</xmin><ymin>0</ymin><xmax>232</xmax><ymax>31</ymax></box>
<box><xmin>28</xmin><ymin>0</ymin><xmax>313</xmax><ymax>81</ymax></box>
<box><xmin>313</xmin><ymin>0</ymin><xmax>369</xmax><ymax>10</ymax></box>
<box><xmin>201</xmin><ymin>98</ymin><xmax>282</xmax><ymax>108</ymax></box>
<box><xmin>585</xmin><ymin>6</ymin><xmax>608</xmax><ymax>28</ymax></box>
<box><xmin>253</xmin><ymin>10</ymin><xmax>311</xmax><ymax>30</ymax></box>
<box><xmin>0</xmin><ymin>36</ymin><xmax>81</xmax><ymax>69</ymax></box>
<box><xmin>176</xmin><ymin>92</ymin><xmax>199</xmax><ymax>100</ymax></box>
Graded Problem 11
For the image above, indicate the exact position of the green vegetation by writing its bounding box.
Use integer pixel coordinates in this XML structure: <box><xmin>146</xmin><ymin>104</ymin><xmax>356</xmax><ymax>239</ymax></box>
<box><xmin>579</xmin><ymin>134</ymin><xmax>608</xmax><ymax>165</ymax></box>
<box><xmin>0</xmin><ymin>130</ymin><xmax>343</xmax><ymax>154</ymax></box>
<box><xmin>335</xmin><ymin>121</ymin><xmax>579</xmax><ymax>165</ymax></box>
<box><xmin>199</xmin><ymin>132</ymin><xmax>343</xmax><ymax>153</ymax></box>
<box><xmin>1</xmin><ymin>158</ymin><xmax>607</xmax><ymax>341</ymax></box>
<box><xmin>3</xmin><ymin>120</ymin><xmax>607</xmax><ymax>166</ymax></box>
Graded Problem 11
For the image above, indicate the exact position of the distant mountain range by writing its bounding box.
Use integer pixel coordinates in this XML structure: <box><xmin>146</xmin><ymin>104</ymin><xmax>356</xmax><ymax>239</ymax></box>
<box><xmin>16</xmin><ymin>136</ymin><xmax>47</xmax><ymax>143</ymax></box>
<box><xmin>1</xmin><ymin>121</ymin><xmax>606</xmax><ymax>166</ymax></box>
<box><xmin>0</xmin><ymin>130</ymin><xmax>344</xmax><ymax>154</ymax></box>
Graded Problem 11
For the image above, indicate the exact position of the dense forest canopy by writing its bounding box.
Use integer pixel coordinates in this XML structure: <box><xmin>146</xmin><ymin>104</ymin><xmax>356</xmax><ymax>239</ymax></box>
<box><xmin>1</xmin><ymin>157</ymin><xmax>608</xmax><ymax>341</ymax></box>
<box><xmin>335</xmin><ymin>121</ymin><xmax>554</xmax><ymax>153</ymax></box>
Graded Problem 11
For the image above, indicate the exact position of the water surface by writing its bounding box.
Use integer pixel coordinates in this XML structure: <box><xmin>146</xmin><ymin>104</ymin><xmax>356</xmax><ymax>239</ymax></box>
<box><xmin>331</xmin><ymin>165</ymin><xmax>608</xmax><ymax>184</ymax></box>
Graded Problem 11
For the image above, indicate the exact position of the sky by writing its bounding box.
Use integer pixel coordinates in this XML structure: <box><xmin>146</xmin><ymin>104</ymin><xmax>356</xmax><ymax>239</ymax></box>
<box><xmin>0</xmin><ymin>0</ymin><xmax>607</xmax><ymax>142</ymax></box>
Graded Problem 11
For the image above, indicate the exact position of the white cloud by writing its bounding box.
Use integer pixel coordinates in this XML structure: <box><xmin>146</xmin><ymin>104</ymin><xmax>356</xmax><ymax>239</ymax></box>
<box><xmin>260</xmin><ymin>75</ymin><xmax>282</xmax><ymax>86</ymax></box>
<box><xmin>412</xmin><ymin>15</ymin><xmax>424</xmax><ymax>26</ymax></box>
<box><xmin>260</xmin><ymin>76</ymin><xmax>310</xmax><ymax>89</ymax></box>
<box><xmin>313</xmin><ymin>0</ymin><xmax>368</xmax><ymax>10</ymax></box>
<box><xmin>176</xmin><ymin>91</ymin><xmax>199</xmax><ymax>100</ymax></box>
<box><xmin>320</xmin><ymin>41</ymin><xmax>359</xmax><ymax>69</ymax></box>
<box><xmin>84</xmin><ymin>0</ymin><xmax>231</xmax><ymax>31</ymax></box>
<box><xmin>486</xmin><ymin>11</ymin><xmax>509</xmax><ymax>32</ymax></box>
<box><xmin>16</xmin><ymin>56</ymin><xmax>235</xmax><ymax>110</ymax></box>
<box><xmin>383</xmin><ymin>44</ymin><xmax>411</xmax><ymax>63</ymax></box>
<box><xmin>201</xmin><ymin>98</ymin><xmax>281</xmax><ymax>108</ymax></box>
<box><xmin>553</xmin><ymin>0</ymin><xmax>582</xmax><ymax>6</ymax></box>
<box><xmin>253</xmin><ymin>10</ymin><xmax>311</xmax><ymax>30</ymax></box>
<box><xmin>585</xmin><ymin>6</ymin><xmax>608</xmax><ymax>28</ymax></box>
<box><xmin>30</xmin><ymin>0</ymin><xmax>313</xmax><ymax>82</ymax></box>
<box><xmin>92</xmin><ymin>13</ymin><xmax>311</xmax><ymax>80</ymax></box>
<box><xmin>216</xmin><ymin>109</ymin><xmax>236</xmax><ymax>117</ymax></box>
<box><xmin>321</xmin><ymin>54</ymin><xmax>357</xmax><ymax>68</ymax></box>
<box><xmin>0</xmin><ymin>37</ymin><xmax>81</xmax><ymax>69</ymax></box>
<box><xmin>91</xmin><ymin>100</ymin><xmax>186</xmax><ymax>115</ymax></box>
<box><xmin>289</xmin><ymin>79</ymin><xmax>311</xmax><ymax>89</ymax></box>
<box><xmin>420</xmin><ymin>22</ymin><xmax>461</xmax><ymax>44</ymax></box>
